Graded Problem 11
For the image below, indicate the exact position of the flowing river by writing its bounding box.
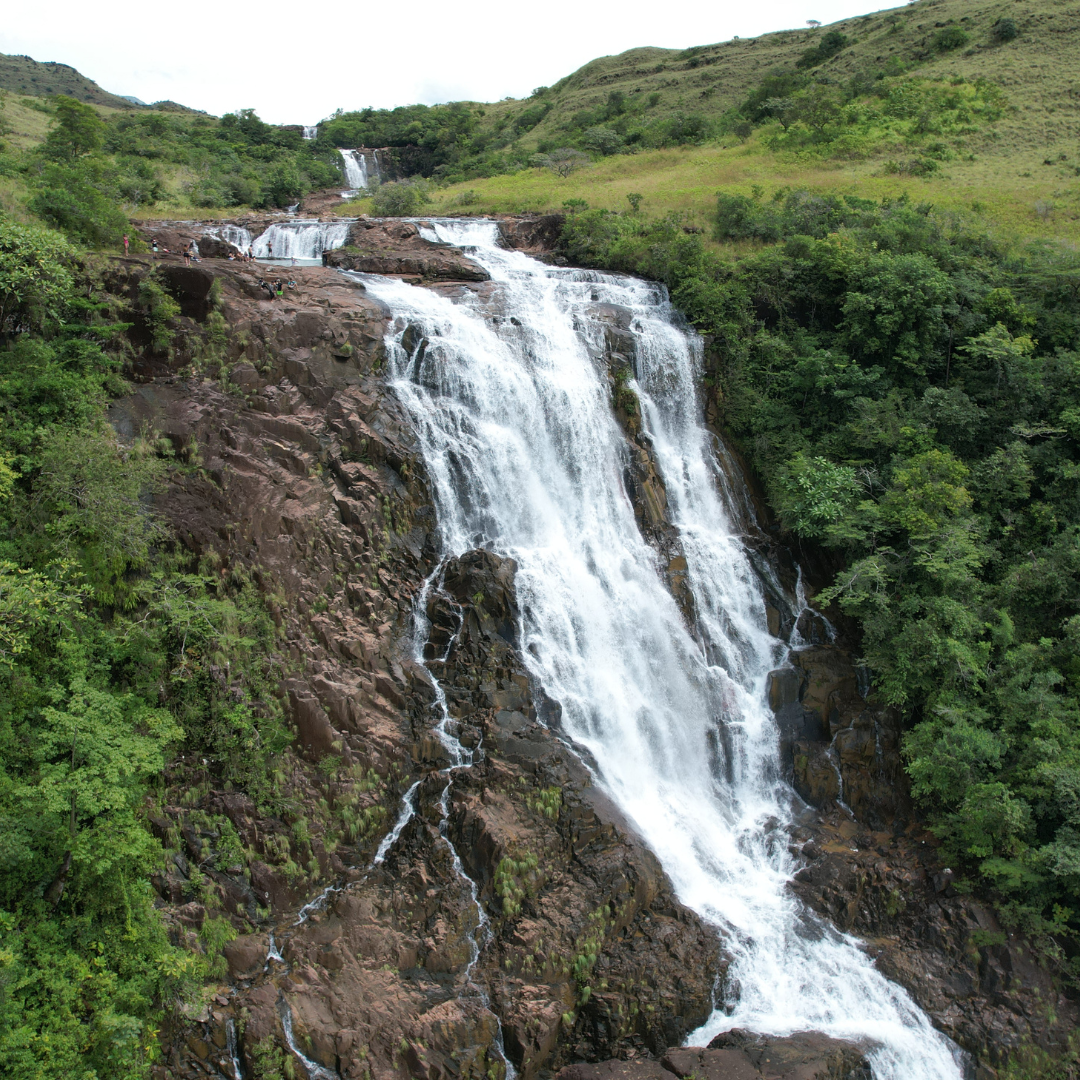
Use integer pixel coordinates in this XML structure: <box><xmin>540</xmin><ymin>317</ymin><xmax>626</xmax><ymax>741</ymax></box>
<box><xmin>358</xmin><ymin>219</ymin><xmax>965</xmax><ymax>1080</ymax></box>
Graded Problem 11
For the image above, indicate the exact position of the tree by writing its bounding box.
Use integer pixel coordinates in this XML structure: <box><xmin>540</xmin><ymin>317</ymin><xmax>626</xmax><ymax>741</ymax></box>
<box><xmin>532</xmin><ymin>148</ymin><xmax>590</xmax><ymax>178</ymax></box>
<box><xmin>42</xmin><ymin>95</ymin><xmax>105</xmax><ymax>161</ymax></box>
<box><xmin>792</xmin><ymin>83</ymin><xmax>843</xmax><ymax>132</ymax></box>
<box><xmin>582</xmin><ymin>126</ymin><xmax>623</xmax><ymax>155</ymax></box>
<box><xmin>773</xmin><ymin>453</ymin><xmax>861</xmax><ymax>538</ymax></box>
<box><xmin>763</xmin><ymin>97</ymin><xmax>795</xmax><ymax>130</ymax></box>
<box><xmin>370</xmin><ymin>179</ymin><xmax>430</xmax><ymax>217</ymax></box>
<box><xmin>0</xmin><ymin>220</ymin><xmax>76</xmax><ymax>336</ymax></box>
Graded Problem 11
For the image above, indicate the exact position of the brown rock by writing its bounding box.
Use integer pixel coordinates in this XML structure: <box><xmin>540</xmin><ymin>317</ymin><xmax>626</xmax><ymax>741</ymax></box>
<box><xmin>222</xmin><ymin>934</ymin><xmax>268</xmax><ymax>979</ymax></box>
<box><xmin>557</xmin><ymin>1062</ymin><xmax>670</xmax><ymax>1080</ymax></box>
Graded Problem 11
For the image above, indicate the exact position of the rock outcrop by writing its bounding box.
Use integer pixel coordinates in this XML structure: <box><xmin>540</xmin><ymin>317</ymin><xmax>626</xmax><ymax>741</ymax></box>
<box><xmin>323</xmin><ymin>218</ymin><xmax>491</xmax><ymax>281</ymax></box>
<box><xmin>557</xmin><ymin>1030</ymin><xmax>872</xmax><ymax>1080</ymax></box>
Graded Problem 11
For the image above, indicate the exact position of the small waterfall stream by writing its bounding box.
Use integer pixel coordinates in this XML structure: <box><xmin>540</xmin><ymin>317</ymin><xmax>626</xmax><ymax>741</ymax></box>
<box><xmin>412</xmin><ymin>563</ymin><xmax>518</xmax><ymax>1078</ymax></box>
<box><xmin>202</xmin><ymin>220</ymin><xmax>350</xmax><ymax>261</ymax></box>
<box><xmin>203</xmin><ymin>223</ymin><xmax>254</xmax><ymax>254</ymax></box>
<box><xmin>338</xmin><ymin>149</ymin><xmax>381</xmax><ymax>194</ymax></box>
<box><xmin>355</xmin><ymin>220</ymin><xmax>965</xmax><ymax>1080</ymax></box>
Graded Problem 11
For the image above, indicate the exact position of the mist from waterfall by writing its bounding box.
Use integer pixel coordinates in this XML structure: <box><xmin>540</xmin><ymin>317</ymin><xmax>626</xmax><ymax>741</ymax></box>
<box><xmin>358</xmin><ymin>220</ymin><xmax>965</xmax><ymax>1080</ymax></box>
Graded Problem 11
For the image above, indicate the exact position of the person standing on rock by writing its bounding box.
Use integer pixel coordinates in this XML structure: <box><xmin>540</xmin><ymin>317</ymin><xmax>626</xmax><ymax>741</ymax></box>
<box><xmin>267</xmin><ymin>240</ymin><xmax>273</xmax><ymax>259</ymax></box>
<box><xmin>123</xmin><ymin>234</ymin><xmax>129</xmax><ymax>255</ymax></box>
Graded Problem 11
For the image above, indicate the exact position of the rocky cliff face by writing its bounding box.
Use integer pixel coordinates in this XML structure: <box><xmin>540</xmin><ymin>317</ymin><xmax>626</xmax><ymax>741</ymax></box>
<box><xmin>121</xmin><ymin>219</ymin><xmax>1074</xmax><ymax>1080</ymax></box>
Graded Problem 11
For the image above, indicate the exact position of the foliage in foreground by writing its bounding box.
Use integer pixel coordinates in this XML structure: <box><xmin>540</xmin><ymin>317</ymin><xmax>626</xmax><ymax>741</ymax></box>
<box><xmin>0</xmin><ymin>216</ymin><xmax>288</xmax><ymax>1078</ymax></box>
<box><xmin>561</xmin><ymin>192</ymin><xmax>1080</xmax><ymax>966</ymax></box>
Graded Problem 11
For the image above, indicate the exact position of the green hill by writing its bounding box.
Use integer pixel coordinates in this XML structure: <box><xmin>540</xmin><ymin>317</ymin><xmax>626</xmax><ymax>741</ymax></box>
<box><xmin>363</xmin><ymin>0</ymin><xmax>1080</xmax><ymax>243</ymax></box>
<box><xmin>490</xmin><ymin>0</ymin><xmax>1080</xmax><ymax>155</ymax></box>
<box><xmin>0</xmin><ymin>52</ymin><xmax>139</xmax><ymax>109</ymax></box>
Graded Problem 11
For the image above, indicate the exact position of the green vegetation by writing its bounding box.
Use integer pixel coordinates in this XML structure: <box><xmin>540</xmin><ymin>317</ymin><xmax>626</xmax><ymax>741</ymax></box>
<box><xmin>559</xmin><ymin>189</ymin><xmax>1080</xmax><ymax>971</ymax></box>
<box><xmin>0</xmin><ymin>217</ymin><xmax>293</xmax><ymax>1077</ymax></box>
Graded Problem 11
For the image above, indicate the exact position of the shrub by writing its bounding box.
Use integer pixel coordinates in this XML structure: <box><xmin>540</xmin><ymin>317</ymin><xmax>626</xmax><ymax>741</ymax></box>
<box><xmin>933</xmin><ymin>26</ymin><xmax>971</xmax><ymax>51</ymax></box>
<box><xmin>28</xmin><ymin>162</ymin><xmax>129</xmax><ymax>247</ymax></box>
<box><xmin>796</xmin><ymin>30</ymin><xmax>849</xmax><ymax>69</ymax></box>
<box><xmin>0</xmin><ymin>220</ymin><xmax>76</xmax><ymax>335</ymax></box>
<box><xmin>370</xmin><ymin>179</ymin><xmax>429</xmax><ymax>217</ymax></box>
<box><xmin>992</xmin><ymin>17</ymin><xmax>1018</xmax><ymax>42</ymax></box>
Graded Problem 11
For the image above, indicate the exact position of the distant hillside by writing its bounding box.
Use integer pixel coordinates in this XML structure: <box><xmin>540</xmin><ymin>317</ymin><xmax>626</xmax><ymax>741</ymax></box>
<box><xmin>494</xmin><ymin>0</ymin><xmax>1080</xmax><ymax>154</ymax></box>
<box><xmin>0</xmin><ymin>53</ymin><xmax>140</xmax><ymax>110</ymax></box>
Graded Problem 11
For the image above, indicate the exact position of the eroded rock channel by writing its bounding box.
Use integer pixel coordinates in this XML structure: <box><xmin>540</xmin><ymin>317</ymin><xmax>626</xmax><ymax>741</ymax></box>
<box><xmin>123</xmin><ymin>216</ymin><xmax>1074</xmax><ymax>1080</ymax></box>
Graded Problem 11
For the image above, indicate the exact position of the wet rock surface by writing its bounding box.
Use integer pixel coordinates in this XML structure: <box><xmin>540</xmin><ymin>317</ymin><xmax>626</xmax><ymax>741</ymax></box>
<box><xmin>556</xmin><ymin>1030</ymin><xmax>872</xmax><ymax>1080</ymax></box>
<box><xmin>110</xmin><ymin>225</ymin><xmax>1078</xmax><ymax>1080</ymax></box>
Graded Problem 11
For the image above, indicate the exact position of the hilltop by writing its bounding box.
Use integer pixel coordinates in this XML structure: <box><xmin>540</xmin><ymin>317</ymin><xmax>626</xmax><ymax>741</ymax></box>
<box><xmin>487</xmin><ymin>0</ymin><xmax>1080</xmax><ymax>155</ymax></box>
<box><xmin>0</xmin><ymin>52</ymin><xmax>140</xmax><ymax>109</ymax></box>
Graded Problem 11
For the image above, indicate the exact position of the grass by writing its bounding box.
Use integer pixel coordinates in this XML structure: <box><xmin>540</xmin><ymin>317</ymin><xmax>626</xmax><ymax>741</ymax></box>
<box><xmin>337</xmin><ymin>0</ymin><xmax>1080</xmax><ymax>246</ymax></box>
<box><xmin>492</xmin><ymin>0</ymin><xmax>1080</xmax><ymax>157</ymax></box>
<box><xmin>342</xmin><ymin>136</ymin><xmax>1080</xmax><ymax>247</ymax></box>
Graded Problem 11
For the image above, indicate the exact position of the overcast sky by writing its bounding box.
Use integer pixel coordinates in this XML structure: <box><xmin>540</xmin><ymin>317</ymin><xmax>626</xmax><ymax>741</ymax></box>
<box><xmin>2</xmin><ymin>0</ymin><xmax>898</xmax><ymax>125</ymax></box>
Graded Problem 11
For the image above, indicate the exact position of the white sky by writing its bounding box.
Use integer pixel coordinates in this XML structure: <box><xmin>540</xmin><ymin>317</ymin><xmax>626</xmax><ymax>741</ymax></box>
<box><xmin>1</xmin><ymin>0</ymin><xmax>898</xmax><ymax>124</ymax></box>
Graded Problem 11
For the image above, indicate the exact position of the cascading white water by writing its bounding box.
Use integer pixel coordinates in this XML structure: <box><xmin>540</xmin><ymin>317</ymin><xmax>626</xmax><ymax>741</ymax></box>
<box><xmin>304</xmin><ymin>124</ymin><xmax>318</xmax><ymax>140</ymax></box>
<box><xmin>203</xmin><ymin>223</ymin><xmax>254</xmax><ymax>254</ymax></box>
<box><xmin>338</xmin><ymin>148</ymin><xmax>367</xmax><ymax>192</ymax></box>
<box><xmin>358</xmin><ymin>220</ymin><xmax>964</xmax><ymax>1080</ymax></box>
<box><xmin>252</xmin><ymin>220</ymin><xmax>351</xmax><ymax>260</ymax></box>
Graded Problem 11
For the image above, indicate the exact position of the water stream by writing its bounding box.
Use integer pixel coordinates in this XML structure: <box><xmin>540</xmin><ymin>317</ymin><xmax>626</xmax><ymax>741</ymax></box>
<box><xmin>411</xmin><ymin>564</ymin><xmax>518</xmax><ymax>1079</ymax></box>
<box><xmin>338</xmin><ymin>149</ymin><xmax>381</xmax><ymax>194</ymax></box>
<box><xmin>356</xmin><ymin>219</ymin><xmax>965</xmax><ymax>1080</ymax></box>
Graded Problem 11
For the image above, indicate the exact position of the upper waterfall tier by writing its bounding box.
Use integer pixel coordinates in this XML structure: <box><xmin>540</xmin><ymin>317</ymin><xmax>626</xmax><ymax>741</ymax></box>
<box><xmin>338</xmin><ymin>148</ymin><xmax>382</xmax><ymax>194</ymax></box>
<box><xmin>355</xmin><ymin>219</ymin><xmax>966</xmax><ymax>1080</ymax></box>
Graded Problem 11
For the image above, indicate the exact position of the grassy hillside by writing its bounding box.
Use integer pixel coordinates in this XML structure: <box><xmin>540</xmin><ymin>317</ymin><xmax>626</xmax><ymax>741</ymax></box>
<box><xmin>334</xmin><ymin>0</ymin><xmax>1080</xmax><ymax>244</ymax></box>
<box><xmin>4</xmin><ymin>0</ymin><xmax>1079</xmax><ymax>230</ymax></box>
<box><xmin>0</xmin><ymin>53</ymin><xmax>139</xmax><ymax>109</ymax></box>
<box><xmin>486</xmin><ymin>0</ymin><xmax>1080</xmax><ymax>154</ymax></box>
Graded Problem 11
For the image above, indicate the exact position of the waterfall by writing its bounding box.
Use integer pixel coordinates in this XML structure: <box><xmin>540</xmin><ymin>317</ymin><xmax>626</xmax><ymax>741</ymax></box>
<box><xmin>357</xmin><ymin>220</ymin><xmax>964</xmax><ymax>1080</ymax></box>
<box><xmin>252</xmin><ymin>220</ymin><xmax>351</xmax><ymax>260</ymax></box>
<box><xmin>338</xmin><ymin>148</ymin><xmax>368</xmax><ymax>193</ymax></box>
<box><xmin>303</xmin><ymin>124</ymin><xmax>318</xmax><ymax>140</ymax></box>
<box><xmin>203</xmin><ymin>223</ymin><xmax>254</xmax><ymax>254</ymax></box>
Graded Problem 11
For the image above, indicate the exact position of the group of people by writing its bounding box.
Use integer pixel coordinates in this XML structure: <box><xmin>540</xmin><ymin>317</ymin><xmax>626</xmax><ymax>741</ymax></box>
<box><xmin>257</xmin><ymin>278</ymin><xmax>297</xmax><ymax>300</ymax></box>
<box><xmin>226</xmin><ymin>246</ymin><xmax>258</xmax><ymax>262</ymax></box>
<box><xmin>144</xmin><ymin>236</ymin><xmax>202</xmax><ymax>267</ymax></box>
